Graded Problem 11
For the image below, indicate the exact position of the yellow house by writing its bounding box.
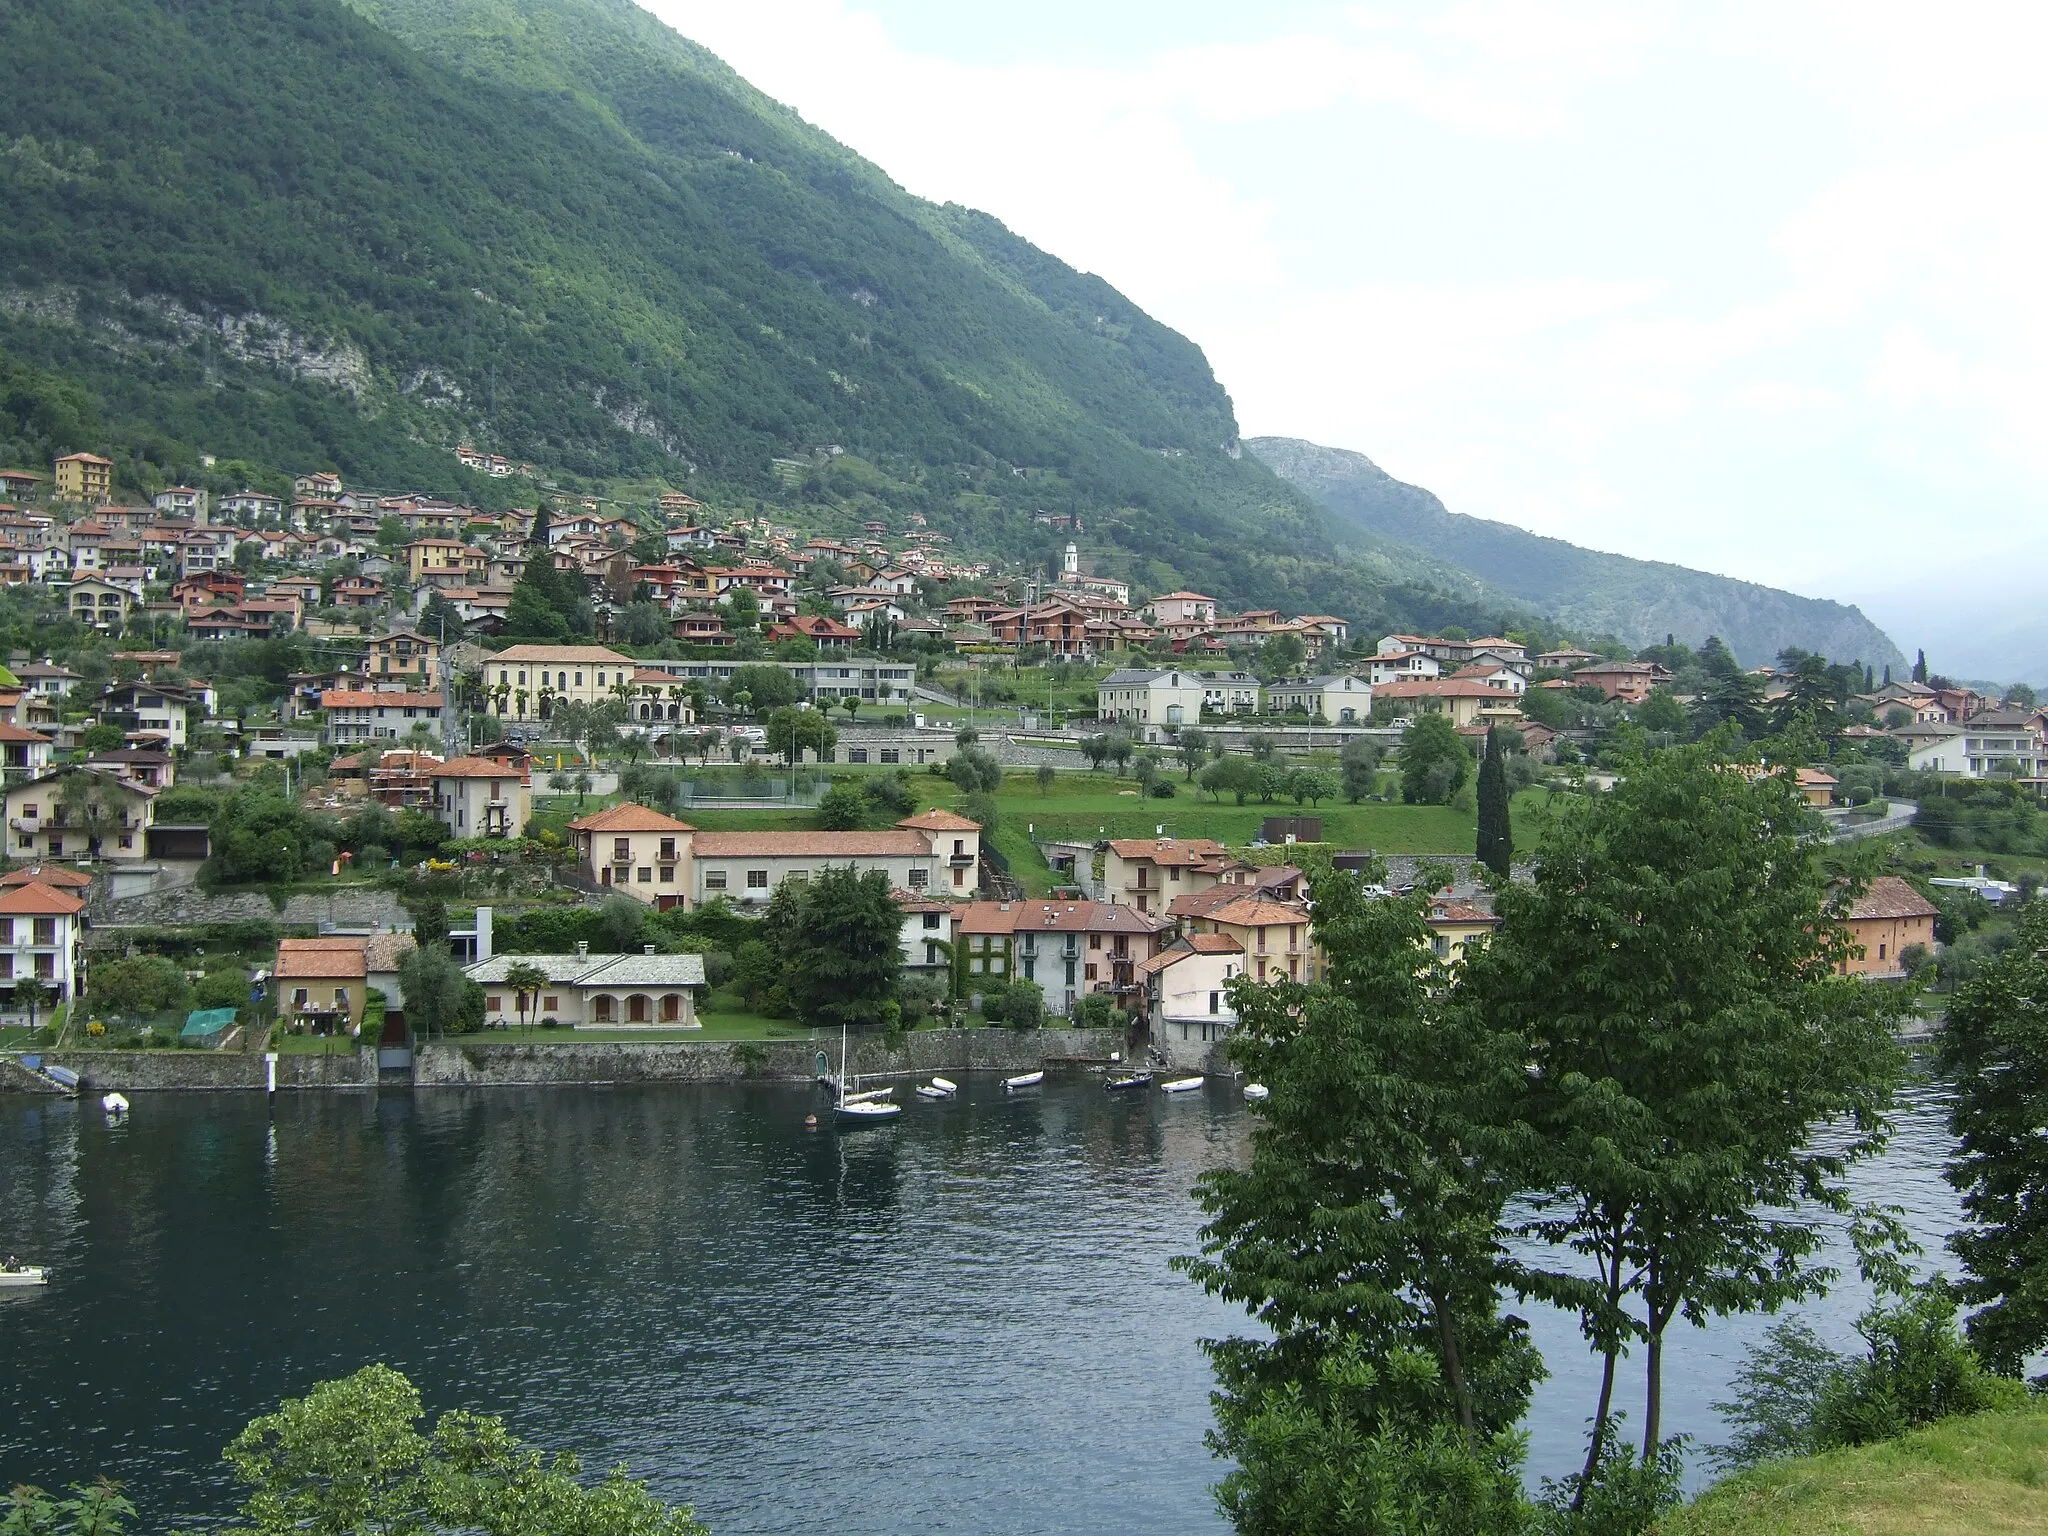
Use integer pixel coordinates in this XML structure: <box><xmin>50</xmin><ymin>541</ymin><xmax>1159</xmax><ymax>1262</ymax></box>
<box><xmin>486</xmin><ymin>644</ymin><xmax>638</xmax><ymax>720</ymax></box>
<box><xmin>367</xmin><ymin>627</ymin><xmax>441</xmax><ymax>690</ymax></box>
<box><xmin>1424</xmin><ymin>899</ymin><xmax>1499</xmax><ymax>964</ymax></box>
<box><xmin>1177</xmin><ymin>895</ymin><xmax>1318</xmax><ymax>985</ymax></box>
<box><xmin>568</xmin><ymin>801</ymin><xmax>697</xmax><ymax>908</ymax></box>
<box><xmin>275</xmin><ymin>937</ymin><xmax>368</xmax><ymax>1035</ymax></box>
<box><xmin>53</xmin><ymin>452</ymin><xmax>113</xmax><ymax>504</ymax></box>
<box><xmin>406</xmin><ymin>538</ymin><xmax>487</xmax><ymax>586</ymax></box>
<box><xmin>895</xmin><ymin>807</ymin><xmax>983</xmax><ymax>895</ymax></box>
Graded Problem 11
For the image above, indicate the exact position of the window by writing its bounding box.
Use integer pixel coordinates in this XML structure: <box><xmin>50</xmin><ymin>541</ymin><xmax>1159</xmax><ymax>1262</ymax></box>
<box><xmin>20</xmin><ymin>804</ymin><xmax>33</xmax><ymax>819</ymax></box>
<box><xmin>612</xmin><ymin>838</ymin><xmax>631</xmax><ymax>862</ymax></box>
<box><xmin>659</xmin><ymin>866</ymin><xmax>674</xmax><ymax>883</ymax></box>
<box><xmin>12</xmin><ymin>835</ymin><xmax>25</xmax><ymax>851</ymax></box>
<box><xmin>334</xmin><ymin>987</ymin><xmax>349</xmax><ymax>1008</ymax></box>
<box><xmin>849</xmin><ymin>748</ymin><xmax>868</xmax><ymax>764</ymax></box>
<box><xmin>746</xmin><ymin>870</ymin><xmax>769</xmax><ymax>889</ymax></box>
<box><xmin>32</xmin><ymin>918</ymin><xmax>54</xmax><ymax>946</ymax></box>
<box><xmin>923</xmin><ymin>913</ymin><xmax>942</xmax><ymax>930</ymax></box>
<box><xmin>658</xmin><ymin>838</ymin><xmax>677</xmax><ymax>861</ymax></box>
<box><xmin>880</xmin><ymin>749</ymin><xmax>899</xmax><ymax>764</ymax></box>
<box><xmin>1088</xmin><ymin>933</ymin><xmax>1101</xmax><ymax>950</ymax></box>
<box><xmin>1209</xmin><ymin>991</ymin><xmax>1220</xmax><ymax>1014</ymax></box>
<box><xmin>0</xmin><ymin>920</ymin><xmax>9</xmax><ymax>944</ymax></box>
<box><xmin>1169</xmin><ymin>867</ymin><xmax>1181</xmax><ymax>882</ymax></box>
<box><xmin>1084</xmin><ymin>963</ymin><xmax>1097</xmax><ymax>982</ymax></box>
<box><xmin>907</xmin><ymin>868</ymin><xmax>928</xmax><ymax>888</ymax></box>
<box><xmin>637</xmin><ymin>866</ymin><xmax>653</xmax><ymax>883</ymax></box>
<box><xmin>487</xmin><ymin>995</ymin><xmax>503</xmax><ymax>1011</ymax></box>
<box><xmin>543</xmin><ymin>996</ymin><xmax>559</xmax><ymax>1011</ymax></box>
<box><xmin>293</xmin><ymin>987</ymin><xmax>309</xmax><ymax>1007</ymax></box>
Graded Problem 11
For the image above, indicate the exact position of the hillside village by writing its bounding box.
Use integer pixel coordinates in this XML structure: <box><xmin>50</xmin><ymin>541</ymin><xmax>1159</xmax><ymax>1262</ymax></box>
<box><xmin>0</xmin><ymin>444</ymin><xmax>2035</xmax><ymax>1071</ymax></box>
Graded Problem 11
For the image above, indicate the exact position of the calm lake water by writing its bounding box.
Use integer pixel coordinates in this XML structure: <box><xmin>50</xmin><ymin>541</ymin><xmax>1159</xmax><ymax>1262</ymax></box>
<box><xmin>0</xmin><ymin>1073</ymin><xmax>1964</xmax><ymax>1531</ymax></box>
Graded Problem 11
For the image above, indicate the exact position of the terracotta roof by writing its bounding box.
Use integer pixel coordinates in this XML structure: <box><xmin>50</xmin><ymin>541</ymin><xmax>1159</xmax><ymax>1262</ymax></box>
<box><xmin>1201</xmin><ymin>898</ymin><xmax>1312</xmax><ymax>929</ymax></box>
<box><xmin>0</xmin><ymin>864</ymin><xmax>92</xmax><ymax>889</ymax></box>
<box><xmin>1166</xmin><ymin>887</ymin><xmax>1251</xmax><ymax>919</ymax></box>
<box><xmin>431</xmin><ymin>756</ymin><xmax>528</xmax><ymax>781</ymax></box>
<box><xmin>1186</xmin><ymin>932</ymin><xmax>1246</xmax><ymax>953</ymax></box>
<box><xmin>891</xmin><ymin>888</ymin><xmax>953</xmax><ymax>914</ymax></box>
<box><xmin>954</xmin><ymin>898</ymin><xmax>1167</xmax><ymax>935</ymax></box>
<box><xmin>1427</xmin><ymin>902</ymin><xmax>1500</xmax><ymax>926</ymax></box>
<box><xmin>0</xmin><ymin>883</ymin><xmax>84</xmax><ymax>915</ymax></box>
<box><xmin>321</xmin><ymin>690</ymin><xmax>444</xmax><ymax>709</ymax></box>
<box><xmin>690</xmin><ymin>829</ymin><xmax>931</xmax><ymax>858</ymax></box>
<box><xmin>0</xmin><ymin>723</ymin><xmax>51</xmax><ymax>743</ymax></box>
<box><xmin>568</xmin><ymin>803</ymin><xmax>695</xmax><ymax>834</ymax></box>
<box><xmin>275</xmin><ymin>937</ymin><xmax>367</xmax><ymax>979</ymax></box>
<box><xmin>897</xmin><ymin>808</ymin><xmax>982</xmax><ymax>833</ymax></box>
<box><xmin>1106</xmin><ymin>837</ymin><xmax>1232</xmax><ymax>867</ymax></box>
<box><xmin>1846</xmin><ymin>876</ymin><xmax>1939</xmax><ymax>922</ymax></box>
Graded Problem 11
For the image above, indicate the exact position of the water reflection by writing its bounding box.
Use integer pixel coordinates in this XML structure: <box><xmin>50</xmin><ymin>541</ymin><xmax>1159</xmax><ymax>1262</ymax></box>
<box><xmin>0</xmin><ymin>1072</ymin><xmax>1967</xmax><ymax>1529</ymax></box>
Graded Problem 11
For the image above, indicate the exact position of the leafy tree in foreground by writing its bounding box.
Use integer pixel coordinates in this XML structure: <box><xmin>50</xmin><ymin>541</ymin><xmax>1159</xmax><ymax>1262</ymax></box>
<box><xmin>1939</xmin><ymin>899</ymin><xmax>2048</xmax><ymax>1376</ymax></box>
<box><xmin>221</xmin><ymin>1364</ymin><xmax>706</xmax><ymax>1536</ymax></box>
<box><xmin>1</xmin><ymin>1478</ymin><xmax>134</xmax><ymax>1536</ymax></box>
<box><xmin>400</xmin><ymin>943</ymin><xmax>481</xmax><ymax>1039</ymax></box>
<box><xmin>1465</xmin><ymin>735</ymin><xmax>1907</xmax><ymax>1496</ymax></box>
<box><xmin>1474</xmin><ymin>729</ymin><xmax>1511</xmax><ymax>879</ymax></box>
<box><xmin>1179</xmin><ymin>865</ymin><xmax>1539</xmax><ymax>1534</ymax></box>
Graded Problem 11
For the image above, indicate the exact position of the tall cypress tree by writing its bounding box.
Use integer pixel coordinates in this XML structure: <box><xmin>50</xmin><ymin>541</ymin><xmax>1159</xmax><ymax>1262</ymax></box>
<box><xmin>1475</xmin><ymin>729</ymin><xmax>1512</xmax><ymax>879</ymax></box>
<box><xmin>1913</xmin><ymin>649</ymin><xmax>1928</xmax><ymax>683</ymax></box>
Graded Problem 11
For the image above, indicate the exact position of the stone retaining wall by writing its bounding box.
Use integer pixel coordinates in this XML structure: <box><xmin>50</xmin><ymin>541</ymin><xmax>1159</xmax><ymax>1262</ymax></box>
<box><xmin>413</xmin><ymin>1027</ymin><xmax>1119</xmax><ymax>1088</ymax></box>
<box><xmin>5</xmin><ymin>1048</ymin><xmax>377</xmax><ymax>1092</ymax></box>
<box><xmin>93</xmin><ymin>886</ymin><xmax>412</xmax><ymax>934</ymax></box>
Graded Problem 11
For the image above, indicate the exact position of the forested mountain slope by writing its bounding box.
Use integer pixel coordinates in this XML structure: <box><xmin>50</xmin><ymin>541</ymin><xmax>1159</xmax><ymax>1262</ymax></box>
<box><xmin>1250</xmin><ymin>437</ymin><xmax>1905</xmax><ymax>668</ymax></box>
<box><xmin>0</xmin><ymin>0</ymin><xmax>1508</xmax><ymax>635</ymax></box>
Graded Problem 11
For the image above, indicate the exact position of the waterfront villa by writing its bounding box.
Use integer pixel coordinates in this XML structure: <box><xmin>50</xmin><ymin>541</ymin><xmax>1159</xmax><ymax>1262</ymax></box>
<box><xmin>464</xmin><ymin>947</ymin><xmax>707</xmax><ymax>1028</ymax></box>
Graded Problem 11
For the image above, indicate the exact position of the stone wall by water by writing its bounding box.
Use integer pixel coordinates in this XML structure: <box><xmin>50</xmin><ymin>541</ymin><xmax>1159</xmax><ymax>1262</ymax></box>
<box><xmin>8</xmin><ymin>1048</ymin><xmax>377</xmax><ymax>1092</ymax></box>
<box><xmin>413</xmin><ymin>1027</ymin><xmax>1120</xmax><ymax>1088</ymax></box>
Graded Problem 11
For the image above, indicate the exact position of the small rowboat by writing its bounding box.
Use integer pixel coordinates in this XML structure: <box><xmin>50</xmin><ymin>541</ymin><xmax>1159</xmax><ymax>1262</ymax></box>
<box><xmin>1105</xmin><ymin>1071</ymin><xmax>1153</xmax><ymax>1092</ymax></box>
<box><xmin>835</xmin><ymin>1098</ymin><xmax>902</xmax><ymax>1124</ymax></box>
<box><xmin>1003</xmin><ymin>1071</ymin><xmax>1044</xmax><ymax>1091</ymax></box>
<box><xmin>1161</xmin><ymin>1076</ymin><xmax>1207</xmax><ymax>1094</ymax></box>
<box><xmin>102</xmin><ymin>1093</ymin><xmax>130</xmax><ymax>1119</ymax></box>
<box><xmin>915</xmin><ymin>1084</ymin><xmax>949</xmax><ymax>1101</ymax></box>
<box><xmin>1242</xmin><ymin>1083</ymin><xmax>1270</xmax><ymax>1102</ymax></box>
<box><xmin>930</xmin><ymin>1077</ymin><xmax>958</xmax><ymax>1095</ymax></box>
<box><xmin>0</xmin><ymin>1263</ymin><xmax>47</xmax><ymax>1289</ymax></box>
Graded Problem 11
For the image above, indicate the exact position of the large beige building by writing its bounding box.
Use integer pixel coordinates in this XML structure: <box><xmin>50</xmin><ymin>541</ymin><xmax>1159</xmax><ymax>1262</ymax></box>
<box><xmin>486</xmin><ymin>645</ymin><xmax>638</xmax><ymax>720</ymax></box>
<box><xmin>1</xmin><ymin>768</ymin><xmax>156</xmax><ymax>863</ymax></box>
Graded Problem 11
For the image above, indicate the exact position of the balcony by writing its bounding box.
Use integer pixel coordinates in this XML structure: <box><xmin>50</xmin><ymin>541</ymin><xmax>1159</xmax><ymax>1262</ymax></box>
<box><xmin>948</xmin><ymin>853</ymin><xmax>976</xmax><ymax>867</ymax></box>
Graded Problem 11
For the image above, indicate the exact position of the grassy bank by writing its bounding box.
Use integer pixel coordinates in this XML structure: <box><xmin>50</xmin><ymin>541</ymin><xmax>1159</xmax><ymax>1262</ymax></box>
<box><xmin>1658</xmin><ymin>1406</ymin><xmax>2048</xmax><ymax>1536</ymax></box>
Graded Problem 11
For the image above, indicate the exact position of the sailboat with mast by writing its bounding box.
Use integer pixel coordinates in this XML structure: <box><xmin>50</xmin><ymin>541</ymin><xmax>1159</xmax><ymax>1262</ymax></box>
<box><xmin>833</xmin><ymin>1022</ymin><xmax>901</xmax><ymax>1125</ymax></box>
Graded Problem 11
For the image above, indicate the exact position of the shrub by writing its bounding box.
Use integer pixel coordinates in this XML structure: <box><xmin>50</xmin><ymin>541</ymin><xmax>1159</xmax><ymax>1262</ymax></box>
<box><xmin>993</xmin><ymin>979</ymin><xmax>1043</xmax><ymax>1031</ymax></box>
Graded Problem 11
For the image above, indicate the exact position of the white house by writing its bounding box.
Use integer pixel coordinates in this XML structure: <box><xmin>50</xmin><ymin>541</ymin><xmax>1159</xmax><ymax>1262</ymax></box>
<box><xmin>465</xmin><ymin>947</ymin><xmax>706</xmax><ymax>1028</ymax></box>
<box><xmin>429</xmin><ymin>756</ymin><xmax>532</xmax><ymax>839</ymax></box>
<box><xmin>1263</xmin><ymin>674</ymin><xmax>1373</xmax><ymax>723</ymax></box>
<box><xmin>1368</xmin><ymin>650</ymin><xmax>1442</xmax><ymax>685</ymax></box>
<box><xmin>0</xmin><ymin>878</ymin><xmax>86</xmax><ymax>1024</ymax></box>
<box><xmin>1097</xmin><ymin>668</ymin><xmax>1261</xmax><ymax>739</ymax></box>
<box><xmin>1139</xmin><ymin>933</ymin><xmax>1246</xmax><ymax>1067</ymax></box>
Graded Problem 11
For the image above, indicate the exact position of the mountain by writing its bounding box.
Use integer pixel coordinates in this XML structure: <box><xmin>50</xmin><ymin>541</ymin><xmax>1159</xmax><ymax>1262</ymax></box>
<box><xmin>0</xmin><ymin>0</ymin><xmax>1512</xmax><ymax>638</ymax></box>
<box><xmin>1249</xmin><ymin>437</ymin><xmax>1906</xmax><ymax>670</ymax></box>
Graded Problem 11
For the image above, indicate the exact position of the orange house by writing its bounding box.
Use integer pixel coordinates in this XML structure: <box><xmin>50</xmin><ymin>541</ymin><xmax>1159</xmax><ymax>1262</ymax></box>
<box><xmin>1839</xmin><ymin>876</ymin><xmax>1937</xmax><ymax>978</ymax></box>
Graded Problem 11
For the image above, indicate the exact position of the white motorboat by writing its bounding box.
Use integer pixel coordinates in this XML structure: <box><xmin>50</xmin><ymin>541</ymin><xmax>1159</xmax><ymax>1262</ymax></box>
<box><xmin>1161</xmin><ymin>1076</ymin><xmax>1207</xmax><ymax>1094</ymax></box>
<box><xmin>914</xmin><ymin>1084</ymin><xmax>949</xmax><ymax>1101</ymax></box>
<box><xmin>929</xmin><ymin>1076</ymin><xmax>958</xmax><ymax>1095</ymax></box>
<box><xmin>102</xmin><ymin>1093</ymin><xmax>129</xmax><ymax>1118</ymax></box>
<box><xmin>0</xmin><ymin>1261</ymin><xmax>46</xmax><ymax>1288</ymax></box>
<box><xmin>1242</xmin><ymin>1083</ymin><xmax>1270</xmax><ymax>1102</ymax></box>
<box><xmin>1003</xmin><ymin>1071</ymin><xmax>1044</xmax><ymax>1091</ymax></box>
<box><xmin>833</xmin><ymin>1025</ymin><xmax>901</xmax><ymax>1125</ymax></box>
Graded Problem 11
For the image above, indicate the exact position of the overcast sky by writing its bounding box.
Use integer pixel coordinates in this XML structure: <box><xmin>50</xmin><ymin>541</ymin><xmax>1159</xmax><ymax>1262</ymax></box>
<box><xmin>646</xmin><ymin>0</ymin><xmax>2047</xmax><ymax>678</ymax></box>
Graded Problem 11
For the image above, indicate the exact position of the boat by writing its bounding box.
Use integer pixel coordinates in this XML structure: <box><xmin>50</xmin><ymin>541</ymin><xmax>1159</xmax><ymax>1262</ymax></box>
<box><xmin>0</xmin><ymin>1260</ymin><xmax>47</xmax><ymax>1288</ymax></box>
<box><xmin>102</xmin><ymin>1093</ymin><xmax>129</xmax><ymax>1118</ymax></box>
<box><xmin>1161</xmin><ymin>1076</ymin><xmax>1207</xmax><ymax>1094</ymax></box>
<box><xmin>833</xmin><ymin>1025</ymin><xmax>901</xmax><ymax>1125</ymax></box>
<box><xmin>1104</xmin><ymin>1071</ymin><xmax>1153</xmax><ymax>1092</ymax></box>
<box><xmin>1003</xmin><ymin>1071</ymin><xmax>1044</xmax><ymax>1091</ymax></box>
<box><xmin>915</xmin><ymin>1084</ymin><xmax>949</xmax><ymax>1101</ymax></box>
<box><xmin>1242</xmin><ymin>1083</ymin><xmax>1270</xmax><ymax>1102</ymax></box>
<box><xmin>929</xmin><ymin>1077</ymin><xmax>958</xmax><ymax>1095</ymax></box>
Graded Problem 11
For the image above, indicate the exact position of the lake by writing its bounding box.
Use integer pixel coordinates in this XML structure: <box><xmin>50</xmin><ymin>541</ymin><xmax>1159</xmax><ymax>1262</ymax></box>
<box><xmin>0</xmin><ymin>1073</ymin><xmax>1964</xmax><ymax>1532</ymax></box>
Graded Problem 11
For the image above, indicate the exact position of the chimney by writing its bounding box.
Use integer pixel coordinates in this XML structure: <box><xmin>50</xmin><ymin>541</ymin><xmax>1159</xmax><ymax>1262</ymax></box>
<box><xmin>575</xmin><ymin>940</ymin><xmax>588</xmax><ymax>959</ymax></box>
<box><xmin>644</xmin><ymin>943</ymin><xmax>656</xmax><ymax>955</ymax></box>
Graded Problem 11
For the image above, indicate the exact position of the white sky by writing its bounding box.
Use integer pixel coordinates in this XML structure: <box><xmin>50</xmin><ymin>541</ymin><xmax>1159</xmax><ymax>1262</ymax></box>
<box><xmin>643</xmin><ymin>0</ymin><xmax>2048</xmax><ymax>677</ymax></box>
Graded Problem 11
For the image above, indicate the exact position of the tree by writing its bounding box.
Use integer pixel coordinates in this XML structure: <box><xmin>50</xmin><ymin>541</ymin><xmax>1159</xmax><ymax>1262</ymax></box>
<box><xmin>1464</xmin><ymin>736</ymin><xmax>1908</xmax><ymax>1489</ymax></box>
<box><xmin>1399</xmin><ymin>714</ymin><xmax>1470</xmax><ymax>805</ymax></box>
<box><xmin>1176</xmin><ymin>725</ymin><xmax>1211</xmax><ymax>780</ymax></box>
<box><xmin>57</xmin><ymin>770</ymin><xmax>126</xmax><ymax>860</ymax></box>
<box><xmin>1340</xmin><ymin>737</ymin><xmax>1379</xmax><ymax>803</ymax></box>
<box><xmin>1257</xmin><ymin>632</ymin><xmax>1306</xmax><ymax>679</ymax></box>
<box><xmin>13</xmin><ymin>974</ymin><xmax>51</xmax><ymax>1033</ymax></box>
<box><xmin>1246</xmin><ymin>733</ymin><xmax>1279</xmax><ymax>763</ymax></box>
<box><xmin>946</xmin><ymin>746</ymin><xmax>1002</xmax><ymax>795</ymax></box>
<box><xmin>218</xmin><ymin>1365</ymin><xmax>706</xmax><ymax>1536</ymax></box>
<box><xmin>1200</xmin><ymin>755</ymin><xmax>1259</xmax><ymax>805</ymax></box>
<box><xmin>79</xmin><ymin>722</ymin><xmax>125</xmax><ymax>756</ymax></box>
<box><xmin>1035</xmin><ymin>763</ymin><xmax>1056</xmax><ymax>796</ymax></box>
<box><xmin>839</xmin><ymin>694</ymin><xmax>861</xmax><ymax>722</ymax></box>
<box><xmin>88</xmin><ymin>955</ymin><xmax>189</xmax><ymax>1016</ymax></box>
<box><xmin>992</xmin><ymin>978</ymin><xmax>1043</xmax><ymax>1030</ymax></box>
<box><xmin>816</xmin><ymin>781</ymin><xmax>869</xmax><ymax>830</ymax></box>
<box><xmin>1636</xmin><ymin>687</ymin><xmax>1687</xmax><ymax>735</ymax></box>
<box><xmin>1912</xmin><ymin>649</ymin><xmax>1928</xmax><ymax>684</ymax></box>
<box><xmin>1</xmin><ymin>1479</ymin><xmax>135</xmax><ymax>1536</ymax></box>
<box><xmin>398</xmin><ymin>944</ymin><xmax>479</xmax><ymax>1039</ymax></box>
<box><xmin>1474</xmin><ymin>729</ymin><xmax>1512</xmax><ymax>879</ymax></box>
<box><xmin>572</xmin><ymin>771</ymin><xmax>593</xmax><ymax>805</ymax></box>
<box><xmin>1691</xmin><ymin>670</ymin><xmax>1768</xmax><ymax>739</ymax></box>
<box><xmin>764</xmin><ymin>705</ymin><xmax>836</xmax><ymax>766</ymax></box>
<box><xmin>1178</xmin><ymin>866</ymin><xmax>1539</xmax><ymax>1534</ymax></box>
<box><xmin>405</xmin><ymin>897</ymin><xmax>450</xmax><ymax>950</ymax></box>
<box><xmin>1939</xmin><ymin>900</ymin><xmax>2048</xmax><ymax>1375</ymax></box>
<box><xmin>1081</xmin><ymin>734</ymin><xmax>1111</xmax><ymax>771</ymax></box>
<box><xmin>784</xmin><ymin>866</ymin><xmax>903</xmax><ymax>1032</ymax></box>
<box><xmin>1285</xmin><ymin>768</ymin><xmax>1335</xmax><ymax>807</ymax></box>
<box><xmin>1106</xmin><ymin>733</ymin><xmax>1133</xmax><ymax>774</ymax></box>
<box><xmin>962</xmin><ymin>791</ymin><xmax>999</xmax><ymax>832</ymax></box>
<box><xmin>725</xmin><ymin>585</ymin><xmax>760</xmax><ymax>634</ymax></box>
<box><xmin>501</xmin><ymin>961</ymin><xmax>548</xmax><ymax>1030</ymax></box>
<box><xmin>722</xmin><ymin>664</ymin><xmax>801</xmax><ymax>714</ymax></box>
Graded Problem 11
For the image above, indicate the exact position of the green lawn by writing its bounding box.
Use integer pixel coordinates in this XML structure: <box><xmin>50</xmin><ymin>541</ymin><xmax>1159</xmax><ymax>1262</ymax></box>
<box><xmin>1657</xmin><ymin>1407</ymin><xmax>2048</xmax><ymax>1536</ymax></box>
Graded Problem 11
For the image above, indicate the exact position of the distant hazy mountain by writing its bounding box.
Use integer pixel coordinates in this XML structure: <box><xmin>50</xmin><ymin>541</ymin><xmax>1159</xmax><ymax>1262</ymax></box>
<box><xmin>1250</xmin><ymin>437</ymin><xmax>1906</xmax><ymax>670</ymax></box>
